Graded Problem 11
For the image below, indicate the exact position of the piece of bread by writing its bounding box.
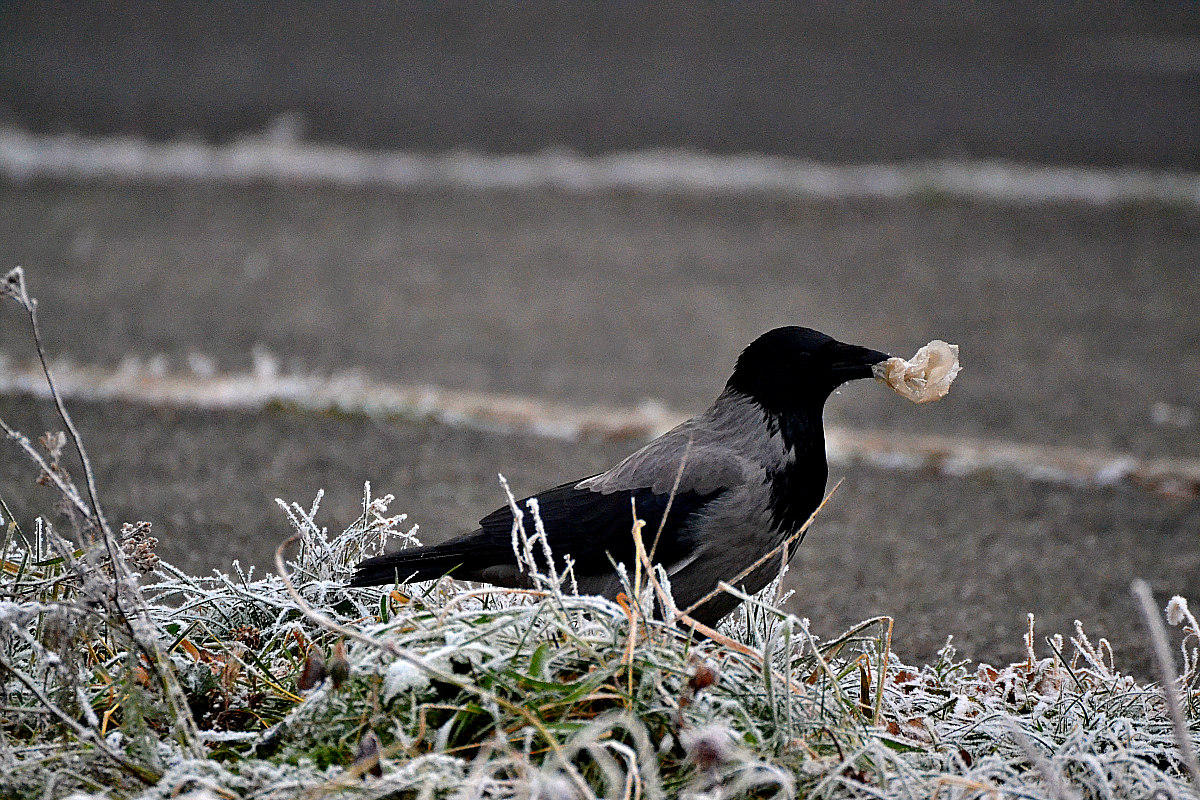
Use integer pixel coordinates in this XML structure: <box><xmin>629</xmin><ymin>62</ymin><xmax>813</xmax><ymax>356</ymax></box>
<box><xmin>872</xmin><ymin>340</ymin><xmax>961</xmax><ymax>404</ymax></box>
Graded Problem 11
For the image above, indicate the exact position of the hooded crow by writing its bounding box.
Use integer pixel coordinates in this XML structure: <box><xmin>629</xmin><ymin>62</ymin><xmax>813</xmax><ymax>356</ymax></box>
<box><xmin>350</xmin><ymin>326</ymin><xmax>891</xmax><ymax>627</ymax></box>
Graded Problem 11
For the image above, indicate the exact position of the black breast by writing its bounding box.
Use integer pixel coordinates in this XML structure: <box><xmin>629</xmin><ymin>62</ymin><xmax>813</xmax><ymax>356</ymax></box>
<box><xmin>764</xmin><ymin>411</ymin><xmax>829</xmax><ymax>534</ymax></box>
<box><xmin>767</xmin><ymin>457</ymin><xmax>828</xmax><ymax>534</ymax></box>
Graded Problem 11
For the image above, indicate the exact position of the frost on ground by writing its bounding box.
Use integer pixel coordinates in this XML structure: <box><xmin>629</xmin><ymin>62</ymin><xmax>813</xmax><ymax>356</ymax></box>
<box><xmin>1</xmin><ymin>473</ymin><xmax>1199</xmax><ymax>799</ymax></box>
<box><xmin>1</xmin><ymin>265</ymin><xmax>1199</xmax><ymax>799</ymax></box>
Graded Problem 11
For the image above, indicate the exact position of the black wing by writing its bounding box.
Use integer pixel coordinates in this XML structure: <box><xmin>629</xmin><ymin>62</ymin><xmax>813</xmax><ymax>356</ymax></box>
<box><xmin>475</xmin><ymin>479</ymin><xmax>722</xmax><ymax>578</ymax></box>
<box><xmin>350</xmin><ymin>478</ymin><xmax>721</xmax><ymax>586</ymax></box>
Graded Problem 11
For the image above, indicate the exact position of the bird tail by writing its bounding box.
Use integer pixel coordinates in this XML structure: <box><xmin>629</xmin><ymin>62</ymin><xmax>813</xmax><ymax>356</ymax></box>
<box><xmin>348</xmin><ymin>543</ymin><xmax>477</xmax><ymax>587</ymax></box>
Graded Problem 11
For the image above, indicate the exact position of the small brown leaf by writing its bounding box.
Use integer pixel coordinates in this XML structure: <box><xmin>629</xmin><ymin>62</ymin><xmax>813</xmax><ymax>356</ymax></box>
<box><xmin>900</xmin><ymin>717</ymin><xmax>934</xmax><ymax>744</ymax></box>
<box><xmin>298</xmin><ymin>646</ymin><xmax>327</xmax><ymax>691</ymax></box>
<box><xmin>857</xmin><ymin>661</ymin><xmax>872</xmax><ymax>716</ymax></box>
<box><xmin>180</xmin><ymin>638</ymin><xmax>213</xmax><ymax>663</ymax></box>
<box><xmin>220</xmin><ymin>644</ymin><xmax>246</xmax><ymax>694</ymax></box>
<box><xmin>131</xmin><ymin>666</ymin><xmax>152</xmax><ymax>689</ymax></box>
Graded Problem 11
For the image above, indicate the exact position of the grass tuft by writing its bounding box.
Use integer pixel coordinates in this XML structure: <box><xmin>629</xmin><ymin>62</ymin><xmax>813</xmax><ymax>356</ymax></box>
<box><xmin>1</xmin><ymin>479</ymin><xmax>1199</xmax><ymax>799</ymax></box>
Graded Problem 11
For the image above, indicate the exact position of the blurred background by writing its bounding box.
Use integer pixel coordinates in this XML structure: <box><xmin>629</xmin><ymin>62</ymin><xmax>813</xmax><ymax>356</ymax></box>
<box><xmin>1</xmin><ymin>2</ymin><xmax>1197</xmax><ymax>671</ymax></box>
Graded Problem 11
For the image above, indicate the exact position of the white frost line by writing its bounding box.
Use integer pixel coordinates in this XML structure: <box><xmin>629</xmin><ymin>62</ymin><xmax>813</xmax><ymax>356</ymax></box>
<box><xmin>2</xmin><ymin>127</ymin><xmax>1199</xmax><ymax>207</ymax></box>
<box><xmin>1</xmin><ymin>359</ymin><xmax>1197</xmax><ymax>496</ymax></box>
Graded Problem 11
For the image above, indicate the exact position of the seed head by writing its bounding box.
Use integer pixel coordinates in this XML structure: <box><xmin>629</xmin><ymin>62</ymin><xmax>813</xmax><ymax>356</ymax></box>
<box><xmin>328</xmin><ymin>640</ymin><xmax>350</xmax><ymax>689</ymax></box>
<box><xmin>688</xmin><ymin>657</ymin><xmax>720</xmax><ymax>691</ymax></box>
<box><xmin>681</xmin><ymin>724</ymin><xmax>735</xmax><ymax>771</ymax></box>
<box><xmin>231</xmin><ymin>624</ymin><xmax>262</xmax><ymax>650</ymax></box>
<box><xmin>39</xmin><ymin>431</ymin><xmax>67</xmax><ymax>464</ymax></box>
<box><xmin>119</xmin><ymin>521</ymin><xmax>159</xmax><ymax>573</ymax></box>
<box><xmin>1167</xmin><ymin>596</ymin><xmax>1189</xmax><ymax>626</ymax></box>
<box><xmin>354</xmin><ymin>730</ymin><xmax>384</xmax><ymax>778</ymax></box>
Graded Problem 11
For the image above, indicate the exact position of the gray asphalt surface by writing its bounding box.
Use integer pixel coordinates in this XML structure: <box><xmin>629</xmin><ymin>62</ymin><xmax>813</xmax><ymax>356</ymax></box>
<box><xmin>2</xmin><ymin>1</ymin><xmax>1198</xmax><ymax>677</ymax></box>
<box><xmin>1</xmin><ymin>182</ymin><xmax>1197</xmax><ymax>458</ymax></box>
<box><xmin>2</xmin><ymin>395</ymin><xmax>1196</xmax><ymax>675</ymax></box>
<box><xmin>2</xmin><ymin>2</ymin><xmax>1199</xmax><ymax>168</ymax></box>
<box><xmin>1</xmin><ymin>184</ymin><xmax>1197</xmax><ymax>674</ymax></box>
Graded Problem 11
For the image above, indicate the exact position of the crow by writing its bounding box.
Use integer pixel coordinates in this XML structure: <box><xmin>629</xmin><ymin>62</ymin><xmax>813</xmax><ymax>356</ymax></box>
<box><xmin>350</xmin><ymin>326</ymin><xmax>891</xmax><ymax>627</ymax></box>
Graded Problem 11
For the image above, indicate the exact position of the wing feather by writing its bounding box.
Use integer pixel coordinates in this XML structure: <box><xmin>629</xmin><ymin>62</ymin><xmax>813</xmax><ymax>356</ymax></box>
<box><xmin>353</xmin><ymin>403</ymin><xmax>766</xmax><ymax>588</ymax></box>
<box><xmin>476</xmin><ymin>479</ymin><xmax>721</xmax><ymax>578</ymax></box>
<box><xmin>577</xmin><ymin>427</ymin><xmax>763</xmax><ymax>496</ymax></box>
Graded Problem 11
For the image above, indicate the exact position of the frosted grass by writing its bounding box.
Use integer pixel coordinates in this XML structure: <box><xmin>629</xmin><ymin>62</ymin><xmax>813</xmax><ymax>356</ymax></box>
<box><xmin>1</xmin><ymin>480</ymin><xmax>1198</xmax><ymax>799</ymax></box>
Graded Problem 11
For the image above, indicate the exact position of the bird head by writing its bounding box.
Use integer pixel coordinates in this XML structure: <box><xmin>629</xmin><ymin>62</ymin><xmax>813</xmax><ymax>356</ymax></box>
<box><xmin>726</xmin><ymin>326</ymin><xmax>890</xmax><ymax>414</ymax></box>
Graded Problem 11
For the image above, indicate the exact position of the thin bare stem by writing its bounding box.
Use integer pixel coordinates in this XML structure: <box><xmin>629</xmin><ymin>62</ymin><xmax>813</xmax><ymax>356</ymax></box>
<box><xmin>3</xmin><ymin>267</ymin><xmax>110</xmax><ymax>540</ymax></box>
<box><xmin>649</xmin><ymin>434</ymin><xmax>692</xmax><ymax>562</ymax></box>
<box><xmin>1132</xmin><ymin>578</ymin><xmax>1200</xmax><ymax>793</ymax></box>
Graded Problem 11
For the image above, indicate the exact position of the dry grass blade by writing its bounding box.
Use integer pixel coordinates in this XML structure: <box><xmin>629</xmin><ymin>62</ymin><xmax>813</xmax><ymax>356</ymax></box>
<box><xmin>649</xmin><ymin>434</ymin><xmax>692</xmax><ymax>562</ymax></box>
<box><xmin>1132</xmin><ymin>578</ymin><xmax>1200</xmax><ymax>793</ymax></box>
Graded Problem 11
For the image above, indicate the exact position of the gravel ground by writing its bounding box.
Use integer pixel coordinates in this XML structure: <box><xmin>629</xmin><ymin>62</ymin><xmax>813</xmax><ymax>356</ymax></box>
<box><xmin>2</xmin><ymin>395</ymin><xmax>1196</xmax><ymax>675</ymax></box>
<box><xmin>1</xmin><ymin>182</ymin><xmax>1196</xmax><ymax>458</ymax></box>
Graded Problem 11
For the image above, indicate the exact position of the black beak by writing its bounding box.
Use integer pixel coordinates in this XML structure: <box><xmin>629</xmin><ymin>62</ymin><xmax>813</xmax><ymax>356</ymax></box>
<box><xmin>829</xmin><ymin>342</ymin><xmax>891</xmax><ymax>382</ymax></box>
